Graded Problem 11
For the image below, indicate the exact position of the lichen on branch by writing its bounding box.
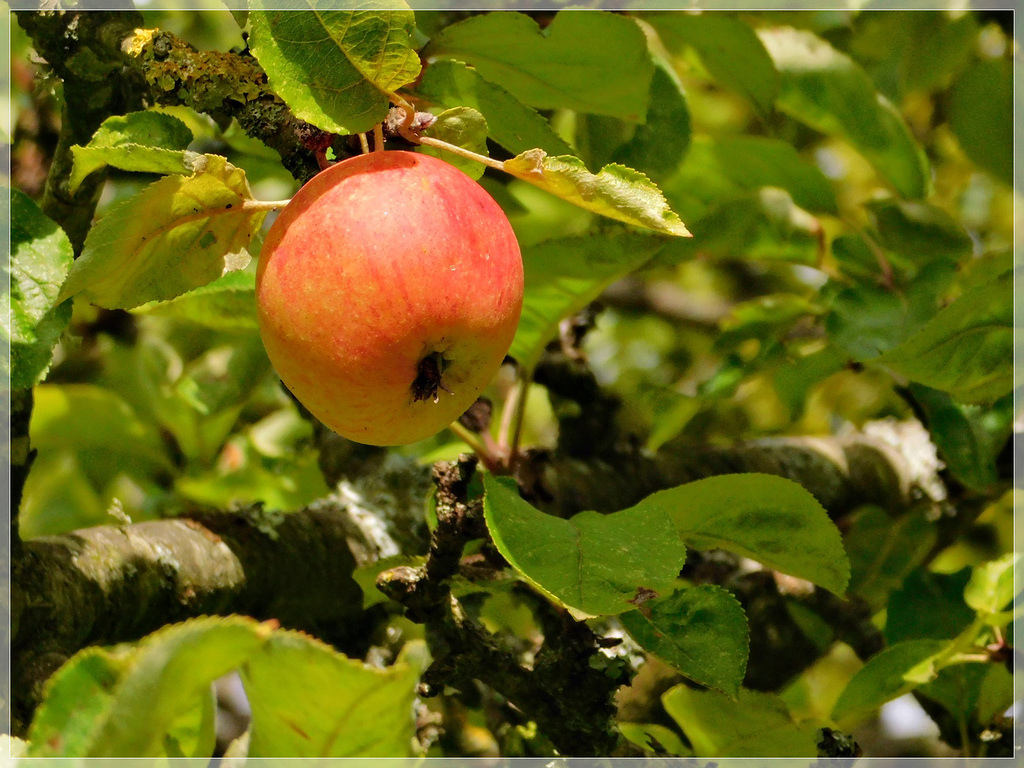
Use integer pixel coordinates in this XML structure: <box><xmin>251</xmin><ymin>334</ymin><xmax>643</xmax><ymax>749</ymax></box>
<box><xmin>120</xmin><ymin>27</ymin><xmax>329</xmax><ymax>182</ymax></box>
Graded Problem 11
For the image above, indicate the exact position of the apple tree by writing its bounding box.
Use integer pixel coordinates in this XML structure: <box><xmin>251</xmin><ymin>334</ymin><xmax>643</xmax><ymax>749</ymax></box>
<box><xmin>6</xmin><ymin>2</ymin><xmax>1018</xmax><ymax>760</ymax></box>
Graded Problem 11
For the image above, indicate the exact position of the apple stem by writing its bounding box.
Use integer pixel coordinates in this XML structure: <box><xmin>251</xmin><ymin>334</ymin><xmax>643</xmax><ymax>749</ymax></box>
<box><xmin>373</xmin><ymin>123</ymin><xmax>385</xmax><ymax>153</ymax></box>
<box><xmin>508</xmin><ymin>374</ymin><xmax>531</xmax><ymax>459</ymax></box>
<box><xmin>358</xmin><ymin>133</ymin><xmax>371</xmax><ymax>155</ymax></box>
<box><xmin>242</xmin><ymin>199</ymin><xmax>293</xmax><ymax>212</ymax></box>
<box><xmin>415</xmin><ymin>136</ymin><xmax>506</xmax><ymax>173</ymax></box>
<box><xmin>497</xmin><ymin>371</ymin><xmax>531</xmax><ymax>464</ymax></box>
<box><xmin>448</xmin><ymin>421</ymin><xmax>499</xmax><ymax>469</ymax></box>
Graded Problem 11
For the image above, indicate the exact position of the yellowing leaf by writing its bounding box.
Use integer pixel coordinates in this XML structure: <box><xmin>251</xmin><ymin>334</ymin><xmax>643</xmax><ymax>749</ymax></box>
<box><xmin>59</xmin><ymin>155</ymin><xmax>266</xmax><ymax>310</ymax></box>
<box><xmin>504</xmin><ymin>150</ymin><xmax>690</xmax><ymax>237</ymax></box>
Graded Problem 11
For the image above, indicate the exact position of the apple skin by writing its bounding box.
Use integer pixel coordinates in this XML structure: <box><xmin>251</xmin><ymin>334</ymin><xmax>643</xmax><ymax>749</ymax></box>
<box><xmin>256</xmin><ymin>150</ymin><xmax>524</xmax><ymax>446</ymax></box>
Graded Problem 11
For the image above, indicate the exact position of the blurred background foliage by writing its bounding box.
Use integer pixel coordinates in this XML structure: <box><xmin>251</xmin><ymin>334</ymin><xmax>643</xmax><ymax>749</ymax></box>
<box><xmin>8</xmin><ymin>2</ymin><xmax>1017</xmax><ymax>757</ymax></box>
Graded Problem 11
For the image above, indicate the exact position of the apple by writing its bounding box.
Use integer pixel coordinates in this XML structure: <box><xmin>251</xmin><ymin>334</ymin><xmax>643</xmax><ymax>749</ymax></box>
<box><xmin>255</xmin><ymin>150</ymin><xmax>524</xmax><ymax>446</ymax></box>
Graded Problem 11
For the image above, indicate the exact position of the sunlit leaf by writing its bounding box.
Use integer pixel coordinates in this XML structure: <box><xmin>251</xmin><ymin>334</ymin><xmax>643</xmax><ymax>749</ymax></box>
<box><xmin>618</xmin><ymin>722</ymin><xmax>692</xmax><ymax>757</ymax></box>
<box><xmin>59</xmin><ymin>155</ymin><xmax>266</xmax><ymax>309</ymax></box>
<box><xmin>483</xmin><ymin>475</ymin><xmax>686</xmax><ymax>618</ymax></box>
<box><xmin>964</xmin><ymin>553</ymin><xmax>1020</xmax><ymax>616</ymax></box>
<box><xmin>504</xmin><ymin>150</ymin><xmax>691</xmax><ymax>237</ymax></box>
<box><xmin>620</xmin><ymin>585</ymin><xmax>749</xmax><ymax>695</ymax></box>
<box><xmin>27</xmin><ymin>617</ymin><xmax>268</xmax><ymax>757</ymax></box>
<box><xmin>69</xmin><ymin>111</ymin><xmax>196</xmax><ymax>193</ymax></box>
<box><xmin>137</xmin><ymin>270</ymin><xmax>259</xmax><ymax>330</ymax></box>
<box><xmin>831</xmin><ymin>639</ymin><xmax>947</xmax><ymax>723</ymax></box>
<box><xmin>645</xmin><ymin>473</ymin><xmax>850</xmax><ymax>595</ymax></box>
<box><xmin>248</xmin><ymin>0</ymin><xmax>420</xmax><ymax>134</ymax></box>
<box><xmin>30</xmin><ymin>384</ymin><xmax>174</xmax><ymax>486</ymax></box>
<box><xmin>4</xmin><ymin>190</ymin><xmax>74</xmax><ymax>389</ymax></box>
<box><xmin>663</xmin><ymin>685</ymin><xmax>818</xmax><ymax>757</ymax></box>
<box><xmin>241</xmin><ymin>629</ymin><xmax>419</xmax><ymax>757</ymax></box>
<box><xmin>427</xmin><ymin>10</ymin><xmax>652</xmax><ymax>120</ymax></box>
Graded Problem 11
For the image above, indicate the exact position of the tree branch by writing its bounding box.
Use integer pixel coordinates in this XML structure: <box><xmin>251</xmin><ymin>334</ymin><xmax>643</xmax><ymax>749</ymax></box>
<box><xmin>120</xmin><ymin>27</ymin><xmax>337</xmax><ymax>183</ymax></box>
<box><xmin>377</xmin><ymin>457</ymin><xmax>623</xmax><ymax>756</ymax></box>
<box><xmin>517</xmin><ymin>432</ymin><xmax>918</xmax><ymax>520</ymax></box>
<box><xmin>11</xmin><ymin>499</ymin><xmax>374</xmax><ymax>736</ymax></box>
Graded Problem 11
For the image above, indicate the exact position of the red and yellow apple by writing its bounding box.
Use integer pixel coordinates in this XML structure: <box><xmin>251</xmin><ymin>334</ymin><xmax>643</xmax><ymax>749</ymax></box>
<box><xmin>255</xmin><ymin>150</ymin><xmax>524</xmax><ymax>446</ymax></box>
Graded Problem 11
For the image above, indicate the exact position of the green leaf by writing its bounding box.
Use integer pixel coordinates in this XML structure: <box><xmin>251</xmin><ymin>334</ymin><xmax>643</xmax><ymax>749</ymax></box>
<box><xmin>773</xmin><ymin>345</ymin><xmax>847</xmax><ymax>418</ymax></box>
<box><xmin>873</xmin><ymin>270</ymin><xmax>1014</xmax><ymax>404</ymax></box>
<box><xmin>663</xmin><ymin>685</ymin><xmax>818</xmax><ymax>757</ymax></box>
<box><xmin>715</xmin><ymin>294</ymin><xmax>821</xmax><ymax>354</ymax></box>
<box><xmin>909</xmin><ymin>384</ymin><xmax>1012</xmax><ymax>492</ymax></box>
<box><xmin>427</xmin><ymin>11</ymin><xmax>653</xmax><ymax>120</ymax></box>
<box><xmin>240</xmin><ymin>629</ymin><xmax>419</xmax><ymax>757</ymax></box>
<box><xmin>415</xmin><ymin>59</ymin><xmax>576</xmax><ymax>157</ymax></box>
<box><xmin>949</xmin><ymin>57</ymin><xmax>1013</xmax><ymax>186</ymax></box>
<box><xmin>885</xmin><ymin>567</ymin><xmax>975</xmax><ymax>645</ymax></box>
<box><xmin>759</xmin><ymin>26</ymin><xmax>929</xmax><ymax>199</ymax></box>
<box><xmin>620</xmin><ymin>585</ymin><xmax>749</xmax><ymax>695</ymax></box>
<box><xmin>25</xmin><ymin>648</ymin><xmax>133</xmax><ymax>757</ymax></box>
<box><xmin>248</xmin><ymin>1</ymin><xmax>420</xmax><ymax>134</ymax></box>
<box><xmin>848</xmin><ymin>11</ymin><xmax>978</xmax><ymax>97</ymax></box>
<box><xmin>845</xmin><ymin>505</ymin><xmax>937</xmax><ymax>612</ymax></box>
<box><xmin>163</xmin><ymin>683</ymin><xmax>217</xmax><ymax>759</ymax></box>
<box><xmin>618</xmin><ymin>722</ymin><xmax>692</xmax><ymax>757</ymax></box>
<box><xmin>31</xmin><ymin>384</ymin><xmax>174</xmax><ymax>484</ymax></box>
<box><xmin>916</xmin><ymin>662</ymin><xmax>989</xmax><ymax>726</ymax></box>
<box><xmin>483</xmin><ymin>475</ymin><xmax>686</xmax><ymax>618</ymax></box>
<box><xmin>831</xmin><ymin>639</ymin><xmax>947</xmax><ymax>723</ymax></box>
<box><xmin>175</xmin><ymin>438</ymin><xmax>328</xmax><ymax>512</ymax></box>
<box><xmin>418</xmin><ymin>107</ymin><xmax>489</xmax><ymax>180</ymax></box>
<box><xmin>646</xmin><ymin>473</ymin><xmax>849</xmax><ymax>595</ymax></box>
<box><xmin>609</xmin><ymin>59</ymin><xmax>691</xmax><ymax>182</ymax></box>
<box><xmin>976</xmin><ymin>663</ymin><xmax>1015</xmax><ymax>724</ymax></box>
<box><xmin>664</xmin><ymin>188</ymin><xmax>822</xmax><ymax>265</ymax></box>
<box><xmin>174</xmin><ymin>335</ymin><xmax>271</xmax><ymax>417</ymax></box>
<box><xmin>509</xmin><ymin>233</ymin><xmax>666</xmax><ymax>373</ymax></box>
<box><xmin>3</xmin><ymin>189</ymin><xmax>74</xmax><ymax>389</ymax></box>
<box><xmin>69</xmin><ymin>111</ymin><xmax>196</xmax><ymax>193</ymax></box>
<box><xmin>663</xmin><ymin>134</ymin><xmax>838</xmax><ymax>218</ymax></box>
<box><xmin>58</xmin><ymin>154</ymin><xmax>266</xmax><ymax>310</ymax></box>
<box><xmin>645</xmin><ymin>12</ymin><xmax>779</xmax><ymax>115</ymax></box>
<box><xmin>825</xmin><ymin>282</ymin><xmax>911</xmax><ymax>360</ymax></box>
<box><xmin>28</xmin><ymin>616</ymin><xmax>268</xmax><ymax>757</ymax></box>
<box><xmin>867</xmin><ymin>197</ymin><xmax>973</xmax><ymax>268</ymax></box>
<box><xmin>901</xmin><ymin>13</ymin><xmax>978</xmax><ymax>92</ymax></box>
<box><xmin>964</xmin><ymin>553</ymin><xmax>1020</xmax><ymax>616</ymax></box>
<box><xmin>504</xmin><ymin>150</ymin><xmax>691</xmax><ymax>237</ymax></box>
<box><xmin>137</xmin><ymin>270</ymin><xmax>259</xmax><ymax>330</ymax></box>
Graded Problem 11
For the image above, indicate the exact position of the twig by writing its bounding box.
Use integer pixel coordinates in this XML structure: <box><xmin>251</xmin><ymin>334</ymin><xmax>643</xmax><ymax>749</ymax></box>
<box><xmin>415</xmin><ymin>135</ymin><xmax>505</xmax><ymax>172</ymax></box>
